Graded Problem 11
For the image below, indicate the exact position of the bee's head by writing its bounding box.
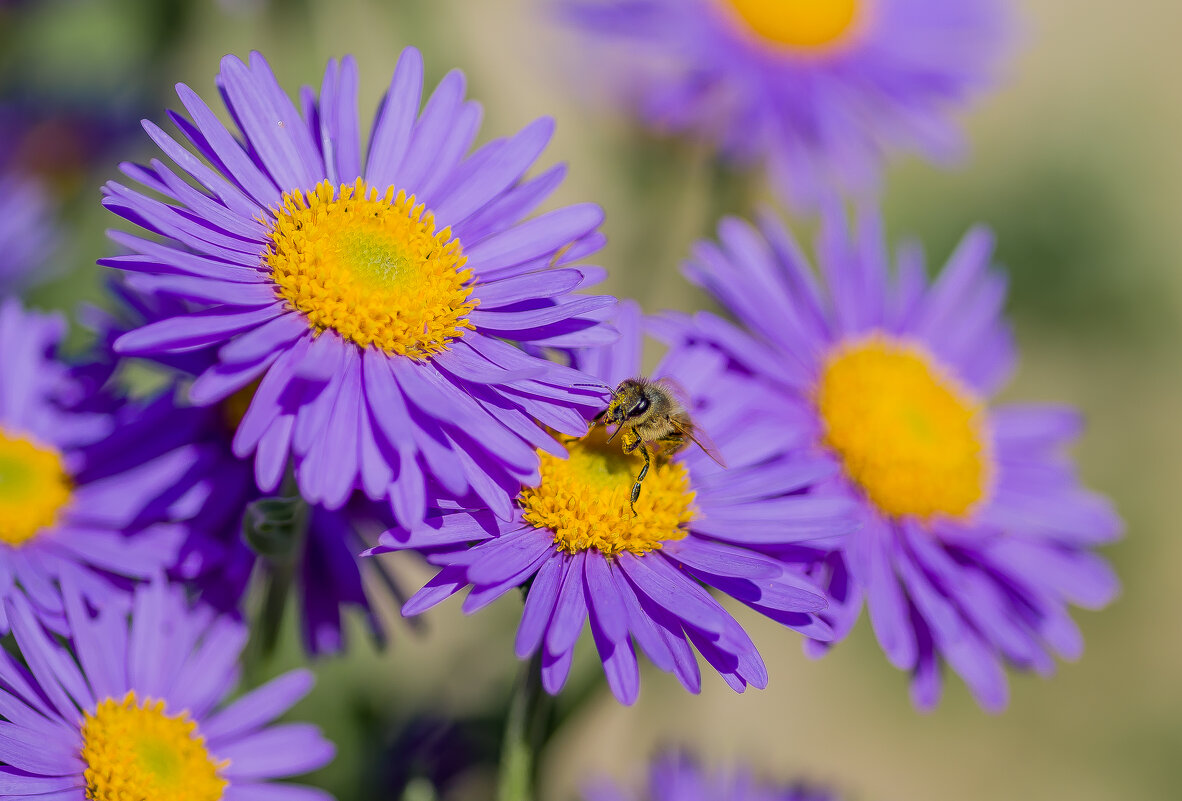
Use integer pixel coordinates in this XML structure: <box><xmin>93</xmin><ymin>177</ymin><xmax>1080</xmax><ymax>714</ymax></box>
<box><xmin>611</xmin><ymin>379</ymin><xmax>652</xmax><ymax>423</ymax></box>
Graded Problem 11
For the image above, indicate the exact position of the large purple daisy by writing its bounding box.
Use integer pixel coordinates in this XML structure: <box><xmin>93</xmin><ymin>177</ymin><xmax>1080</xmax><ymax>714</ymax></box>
<box><xmin>585</xmin><ymin>750</ymin><xmax>838</xmax><ymax>801</ymax></box>
<box><xmin>561</xmin><ymin>0</ymin><xmax>1009</xmax><ymax>208</ymax></box>
<box><xmin>102</xmin><ymin>51</ymin><xmax>614</xmax><ymax>530</ymax></box>
<box><xmin>374</xmin><ymin>301</ymin><xmax>855</xmax><ymax>705</ymax></box>
<box><xmin>0</xmin><ymin>579</ymin><xmax>335</xmax><ymax>800</ymax></box>
<box><xmin>0</xmin><ymin>299</ymin><xmax>186</xmax><ymax>633</ymax></box>
<box><xmin>663</xmin><ymin>208</ymin><xmax>1121</xmax><ymax>710</ymax></box>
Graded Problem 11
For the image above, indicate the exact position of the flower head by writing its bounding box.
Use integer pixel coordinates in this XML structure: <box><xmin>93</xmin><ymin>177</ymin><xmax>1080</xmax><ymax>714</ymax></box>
<box><xmin>0</xmin><ymin>171</ymin><xmax>55</xmax><ymax>292</ymax></box>
<box><xmin>102</xmin><ymin>51</ymin><xmax>613</xmax><ymax>531</ymax></box>
<box><xmin>376</xmin><ymin>301</ymin><xmax>855</xmax><ymax>705</ymax></box>
<box><xmin>0</xmin><ymin>580</ymin><xmax>335</xmax><ymax>799</ymax></box>
<box><xmin>0</xmin><ymin>299</ymin><xmax>188</xmax><ymax>633</ymax></box>
<box><xmin>666</xmin><ymin>208</ymin><xmax>1121</xmax><ymax>710</ymax></box>
<box><xmin>83</xmin><ymin>287</ymin><xmax>402</xmax><ymax>655</ymax></box>
<box><xmin>561</xmin><ymin>0</ymin><xmax>1010</xmax><ymax>208</ymax></box>
<box><xmin>586</xmin><ymin>750</ymin><xmax>839</xmax><ymax>801</ymax></box>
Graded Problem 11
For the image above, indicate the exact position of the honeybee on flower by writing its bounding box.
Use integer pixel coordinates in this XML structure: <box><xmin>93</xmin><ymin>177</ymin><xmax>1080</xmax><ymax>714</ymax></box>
<box><xmin>593</xmin><ymin>376</ymin><xmax>726</xmax><ymax>514</ymax></box>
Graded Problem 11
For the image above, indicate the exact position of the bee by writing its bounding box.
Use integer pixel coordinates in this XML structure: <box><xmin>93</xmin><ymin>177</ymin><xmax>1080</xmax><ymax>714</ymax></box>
<box><xmin>593</xmin><ymin>377</ymin><xmax>726</xmax><ymax>515</ymax></box>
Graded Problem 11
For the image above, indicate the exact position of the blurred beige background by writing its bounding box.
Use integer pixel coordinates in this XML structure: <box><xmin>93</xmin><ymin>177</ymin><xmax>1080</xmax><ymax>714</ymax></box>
<box><xmin>9</xmin><ymin>0</ymin><xmax>1181</xmax><ymax>798</ymax></box>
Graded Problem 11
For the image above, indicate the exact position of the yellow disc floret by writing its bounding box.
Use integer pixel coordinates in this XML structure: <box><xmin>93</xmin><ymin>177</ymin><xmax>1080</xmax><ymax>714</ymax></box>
<box><xmin>0</xmin><ymin>428</ymin><xmax>72</xmax><ymax>547</ymax></box>
<box><xmin>266</xmin><ymin>178</ymin><xmax>476</xmax><ymax>359</ymax></box>
<box><xmin>816</xmin><ymin>334</ymin><xmax>989</xmax><ymax>519</ymax></box>
<box><xmin>80</xmin><ymin>691</ymin><xmax>228</xmax><ymax>801</ymax></box>
<box><xmin>519</xmin><ymin>427</ymin><xmax>696</xmax><ymax>557</ymax></box>
<box><xmin>720</xmin><ymin>0</ymin><xmax>862</xmax><ymax>50</ymax></box>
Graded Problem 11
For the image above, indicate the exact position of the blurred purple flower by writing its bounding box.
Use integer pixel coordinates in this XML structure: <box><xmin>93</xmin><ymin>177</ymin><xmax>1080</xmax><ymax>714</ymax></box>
<box><xmin>376</xmin><ymin>302</ymin><xmax>855</xmax><ymax>705</ymax></box>
<box><xmin>586</xmin><ymin>750</ymin><xmax>838</xmax><ymax>801</ymax></box>
<box><xmin>662</xmin><ymin>207</ymin><xmax>1121</xmax><ymax>710</ymax></box>
<box><xmin>0</xmin><ymin>299</ymin><xmax>187</xmax><ymax>634</ymax></box>
<box><xmin>0</xmin><ymin>172</ymin><xmax>56</xmax><ymax>293</ymax></box>
<box><xmin>81</xmin><ymin>288</ymin><xmax>402</xmax><ymax>656</ymax></box>
<box><xmin>0</xmin><ymin>94</ymin><xmax>147</xmax><ymax>188</ymax></box>
<box><xmin>561</xmin><ymin>0</ymin><xmax>1010</xmax><ymax>208</ymax></box>
<box><xmin>0</xmin><ymin>579</ymin><xmax>335</xmax><ymax>799</ymax></box>
<box><xmin>102</xmin><ymin>50</ymin><xmax>614</xmax><ymax>532</ymax></box>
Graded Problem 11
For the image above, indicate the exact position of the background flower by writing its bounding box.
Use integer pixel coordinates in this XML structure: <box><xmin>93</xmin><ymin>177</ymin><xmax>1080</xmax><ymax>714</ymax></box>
<box><xmin>585</xmin><ymin>750</ymin><xmax>839</xmax><ymax>801</ymax></box>
<box><xmin>75</xmin><ymin>286</ymin><xmax>405</xmax><ymax>655</ymax></box>
<box><xmin>559</xmin><ymin>0</ymin><xmax>1010</xmax><ymax>208</ymax></box>
<box><xmin>102</xmin><ymin>49</ymin><xmax>614</xmax><ymax>532</ymax></box>
<box><xmin>0</xmin><ymin>171</ymin><xmax>56</xmax><ymax>293</ymax></box>
<box><xmin>0</xmin><ymin>299</ymin><xmax>187</xmax><ymax>633</ymax></box>
<box><xmin>665</xmin><ymin>207</ymin><xmax>1121</xmax><ymax>710</ymax></box>
<box><xmin>0</xmin><ymin>579</ymin><xmax>335</xmax><ymax>799</ymax></box>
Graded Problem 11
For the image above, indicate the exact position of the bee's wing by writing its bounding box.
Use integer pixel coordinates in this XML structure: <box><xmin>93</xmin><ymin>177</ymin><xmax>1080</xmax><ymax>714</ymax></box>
<box><xmin>669</xmin><ymin>414</ymin><xmax>728</xmax><ymax>469</ymax></box>
<box><xmin>652</xmin><ymin>376</ymin><xmax>693</xmax><ymax>412</ymax></box>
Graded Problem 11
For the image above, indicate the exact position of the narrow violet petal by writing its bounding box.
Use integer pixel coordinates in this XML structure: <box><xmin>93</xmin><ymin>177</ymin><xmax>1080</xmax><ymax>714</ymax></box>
<box><xmin>515</xmin><ymin>553</ymin><xmax>565</xmax><ymax>658</ymax></box>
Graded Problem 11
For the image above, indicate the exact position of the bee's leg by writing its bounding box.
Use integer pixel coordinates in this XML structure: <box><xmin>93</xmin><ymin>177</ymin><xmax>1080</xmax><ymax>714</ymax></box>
<box><xmin>620</xmin><ymin>429</ymin><xmax>641</xmax><ymax>454</ymax></box>
<box><xmin>630</xmin><ymin>444</ymin><xmax>651</xmax><ymax>517</ymax></box>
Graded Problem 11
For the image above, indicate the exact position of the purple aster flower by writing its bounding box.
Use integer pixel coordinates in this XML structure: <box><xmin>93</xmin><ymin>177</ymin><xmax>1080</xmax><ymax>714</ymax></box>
<box><xmin>586</xmin><ymin>750</ymin><xmax>838</xmax><ymax>801</ymax></box>
<box><xmin>125</xmin><ymin>382</ymin><xmax>398</xmax><ymax>656</ymax></box>
<box><xmin>374</xmin><ymin>301</ymin><xmax>855</xmax><ymax>705</ymax></box>
<box><xmin>79</xmin><ymin>288</ymin><xmax>402</xmax><ymax>656</ymax></box>
<box><xmin>0</xmin><ymin>298</ymin><xmax>187</xmax><ymax>633</ymax></box>
<box><xmin>0</xmin><ymin>171</ymin><xmax>55</xmax><ymax>293</ymax></box>
<box><xmin>662</xmin><ymin>208</ymin><xmax>1121</xmax><ymax>711</ymax></box>
<box><xmin>0</xmin><ymin>579</ymin><xmax>335</xmax><ymax>799</ymax></box>
<box><xmin>561</xmin><ymin>0</ymin><xmax>1010</xmax><ymax>208</ymax></box>
<box><xmin>102</xmin><ymin>50</ymin><xmax>614</xmax><ymax>531</ymax></box>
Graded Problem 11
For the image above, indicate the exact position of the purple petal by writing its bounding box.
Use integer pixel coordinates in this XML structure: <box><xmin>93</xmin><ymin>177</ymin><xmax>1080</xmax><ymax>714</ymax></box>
<box><xmin>218</xmin><ymin>723</ymin><xmax>336</xmax><ymax>779</ymax></box>
<box><xmin>202</xmin><ymin>670</ymin><xmax>315</xmax><ymax>743</ymax></box>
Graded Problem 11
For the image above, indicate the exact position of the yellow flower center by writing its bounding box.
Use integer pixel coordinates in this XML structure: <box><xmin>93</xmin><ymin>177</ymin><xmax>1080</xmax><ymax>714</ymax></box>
<box><xmin>266</xmin><ymin>178</ymin><xmax>477</xmax><ymax>359</ymax></box>
<box><xmin>719</xmin><ymin>0</ymin><xmax>862</xmax><ymax>50</ymax></box>
<box><xmin>816</xmin><ymin>335</ymin><xmax>989</xmax><ymax>520</ymax></box>
<box><xmin>0</xmin><ymin>428</ymin><xmax>72</xmax><ymax>547</ymax></box>
<box><xmin>519</xmin><ymin>427</ymin><xmax>695</xmax><ymax>557</ymax></box>
<box><xmin>80</xmin><ymin>691</ymin><xmax>228</xmax><ymax>801</ymax></box>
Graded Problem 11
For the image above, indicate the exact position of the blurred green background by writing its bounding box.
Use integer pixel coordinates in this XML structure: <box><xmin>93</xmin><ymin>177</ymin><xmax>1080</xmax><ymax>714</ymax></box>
<box><xmin>2</xmin><ymin>0</ymin><xmax>1178</xmax><ymax>799</ymax></box>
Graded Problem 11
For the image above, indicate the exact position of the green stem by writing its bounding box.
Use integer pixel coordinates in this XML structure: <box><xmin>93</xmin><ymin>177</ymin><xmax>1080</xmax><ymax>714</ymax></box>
<box><xmin>496</xmin><ymin>650</ymin><xmax>548</xmax><ymax>801</ymax></box>
<box><xmin>242</xmin><ymin>468</ymin><xmax>309</xmax><ymax>679</ymax></box>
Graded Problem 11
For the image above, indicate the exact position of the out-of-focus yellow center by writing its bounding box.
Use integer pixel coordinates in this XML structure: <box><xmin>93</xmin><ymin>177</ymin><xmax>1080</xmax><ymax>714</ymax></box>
<box><xmin>266</xmin><ymin>178</ymin><xmax>476</xmax><ymax>359</ymax></box>
<box><xmin>720</xmin><ymin>0</ymin><xmax>861</xmax><ymax>50</ymax></box>
<box><xmin>220</xmin><ymin>379</ymin><xmax>260</xmax><ymax>432</ymax></box>
<box><xmin>0</xmin><ymin>428</ymin><xmax>71</xmax><ymax>547</ymax></box>
<box><xmin>80</xmin><ymin>691</ymin><xmax>228</xmax><ymax>801</ymax></box>
<box><xmin>816</xmin><ymin>335</ymin><xmax>988</xmax><ymax>519</ymax></box>
<box><xmin>519</xmin><ymin>427</ymin><xmax>695</xmax><ymax>556</ymax></box>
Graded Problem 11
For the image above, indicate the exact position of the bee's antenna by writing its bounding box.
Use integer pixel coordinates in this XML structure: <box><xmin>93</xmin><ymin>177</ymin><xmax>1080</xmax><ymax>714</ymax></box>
<box><xmin>574</xmin><ymin>381</ymin><xmax>615</xmax><ymax>398</ymax></box>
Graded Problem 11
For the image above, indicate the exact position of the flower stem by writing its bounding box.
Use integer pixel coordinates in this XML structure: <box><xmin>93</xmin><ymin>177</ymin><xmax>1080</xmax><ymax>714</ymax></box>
<box><xmin>496</xmin><ymin>650</ymin><xmax>549</xmax><ymax>801</ymax></box>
